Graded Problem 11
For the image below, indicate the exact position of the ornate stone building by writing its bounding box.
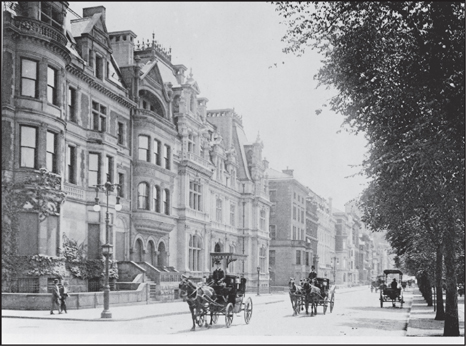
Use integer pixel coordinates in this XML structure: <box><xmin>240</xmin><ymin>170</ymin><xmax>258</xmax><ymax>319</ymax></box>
<box><xmin>2</xmin><ymin>2</ymin><xmax>271</xmax><ymax>295</ymax></box>
<box><xmin>3</xmin><ymin>2</ymin><xmax>135</xmax><ymax>292</ymax></box>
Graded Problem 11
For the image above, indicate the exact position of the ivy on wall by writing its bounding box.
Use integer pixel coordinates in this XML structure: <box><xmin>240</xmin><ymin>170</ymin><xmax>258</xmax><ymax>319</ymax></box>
<box><xmin>2</xmin><ymin>168</ymin><xmax>66</xmax><ymax>288</ymax></box>
<box><xmin>2</xmin><ymin>168</ymin><xmax>119</xmax><ymax>292</ymax></box>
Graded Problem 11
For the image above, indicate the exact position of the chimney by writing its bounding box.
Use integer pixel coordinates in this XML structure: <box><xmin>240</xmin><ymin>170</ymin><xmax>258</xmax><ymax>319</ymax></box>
<box><xmin>282</xmin><ymin>168</ymin><xmax>294</xmax><ymax>177</ymax></box>
<box><xmin>83</xmin><ymin>6</ymin><xmax>106</xmax><ymax>23</ymax></box>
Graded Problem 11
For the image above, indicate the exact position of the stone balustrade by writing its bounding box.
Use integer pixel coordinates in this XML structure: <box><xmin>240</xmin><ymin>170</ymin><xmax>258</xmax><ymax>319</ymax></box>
<box><xmin>14</xmin><ymin>16</ymin><xmax>67</xmax><ymax>46</ymax></box>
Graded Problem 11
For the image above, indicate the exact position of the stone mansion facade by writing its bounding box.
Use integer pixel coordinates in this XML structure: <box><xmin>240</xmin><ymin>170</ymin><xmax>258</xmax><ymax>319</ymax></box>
<box><xmin>2</xmin><ymin>2</ymin><xmax>271</xmax><ymax>294</ymax></box>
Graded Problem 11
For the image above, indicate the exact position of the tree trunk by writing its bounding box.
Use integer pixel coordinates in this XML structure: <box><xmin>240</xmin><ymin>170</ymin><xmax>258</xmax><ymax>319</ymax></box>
<box><xmin>443</xmin><ymin>230</ymin><xmax>459</xmax><ymax>336</ymax></box>
<box><xmin>434</xmin><ymin>243</ymin><xmax>445</xmax><ymax>320</ymax></box>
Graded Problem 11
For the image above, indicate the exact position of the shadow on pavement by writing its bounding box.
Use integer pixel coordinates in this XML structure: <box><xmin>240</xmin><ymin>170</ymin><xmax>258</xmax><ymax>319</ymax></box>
<box><xmin>347</xmin><ymin>306</ymin><xmax>408</xmax><ymax>313</ymax></box>
<box><xmin>171</xmin><ymin>323</ymin><xmax>239</xmax><ymax>334</ymax></box>
<box><xmin>338</xmin><ymin>317</ymin><xmax>408</xmax><ymax>331</ymax></box>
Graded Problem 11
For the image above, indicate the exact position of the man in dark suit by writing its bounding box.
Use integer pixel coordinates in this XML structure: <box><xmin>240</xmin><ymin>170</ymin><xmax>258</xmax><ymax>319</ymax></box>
<box><xmin>391</xmin><ymin>278</ymin><xmax>398</xmax><ymax>289</ymax></box>
<box><xmin>212</xmin><ymin>260</ymin><xmax>226</xmax><ymax>301</ymax></box>
<box><xmin>50</xmin><ymin>279</ymin><xmax>61</xmax><ymax>315</ymax></box>
<box><xmin>308</xmin><ymin>266</ymin><xmax>317</xmax><ymax>281</ymax></box>
<box><xmin>59</xmin><ymin>281</ymin><xmax>69</xmax><ymax>314</ymax></box>
<box><xmin>212</xmin><ymin>260</ymin><xmax>225</xmax><ymax>283</ymax></box>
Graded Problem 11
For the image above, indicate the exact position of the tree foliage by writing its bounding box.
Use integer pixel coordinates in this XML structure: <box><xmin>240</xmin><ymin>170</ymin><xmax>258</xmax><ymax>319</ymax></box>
<box><xmin>273</xmin><ymin>1</ymin><xmax>464</xmax><ymax>336</ymax></box>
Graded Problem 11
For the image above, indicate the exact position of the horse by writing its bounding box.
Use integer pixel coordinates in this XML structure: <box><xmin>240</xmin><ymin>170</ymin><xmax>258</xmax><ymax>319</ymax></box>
<box><xmin>302</xmin><ymin>279</ymin><xmax>322</xmax><ymax>316</ymax></box>
<box><xmin>288</xmin><ymin>278</ymin><xmax>302</xmax><ymax>315</ymax></box>
<box><xmin>179</xmin><ymin>276</ymin><xmax>217</xmax><ymax>331</ymax></box>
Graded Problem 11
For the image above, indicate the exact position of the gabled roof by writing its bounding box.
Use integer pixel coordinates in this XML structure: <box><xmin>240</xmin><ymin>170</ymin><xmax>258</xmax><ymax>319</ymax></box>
<box><xmin>234</xmin><ymin>125</ymin><xmax>252</xmax><ymax>181</ymax></box>
<box><xmin>139</xmin><ymin>60</ymin><xmax>159</xmax><ymax>79</ymax></box>
<box><xmin>70</xmin><ymin>13</ymin><xmax>110</xmax><ymax>47</ymax></box>
<box><xmin>139</xmin><ymin>59</ymin><xmax>180</xmax><ymax>88</ymax></box>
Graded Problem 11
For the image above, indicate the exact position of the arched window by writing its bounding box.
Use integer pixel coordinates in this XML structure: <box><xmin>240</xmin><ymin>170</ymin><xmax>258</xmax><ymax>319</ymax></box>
<box><xmin>135</xmin><ymin>239</ymin><xmax>143</xmax><ymax>262</ymax></box>
<box><xmin>163</xmin><ymin>189</ymin><xmax>170</xmax><ymax>215</ymax></box>
<box><xmin>189</xmin><ymin>235</ymin><xmax>202</xmax><ymax>271</ymax></box>
<box><xmin>148</xmin><ymin>240</ymin><xmax>156</xmax><ymax>266</ymax></box>
<box><xmin>214</xmin><ymin>243</ymin><xmax>221</xmax><ymax>253</ymax></box>
<box><xmin>137</xmin><ymin>182</ymin><xmax>149</xmax><ymax>210</ymax></box>
<box><xmin>157</xmin><ymin>242</ymin><xmax>167</xmax><ymax>267</ymax></box>
<box><xmin>153</xmin><ymin>185</ymin><xmax>160</xmax><ymax>213</ymax></box>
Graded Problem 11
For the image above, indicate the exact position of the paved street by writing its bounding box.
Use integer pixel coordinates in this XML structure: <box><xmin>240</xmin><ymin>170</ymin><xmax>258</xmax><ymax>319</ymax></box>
<box><xmin>3</xmin><ymin>286</ymin><xmax>464</xmax><ymax>344</ymax></box>
<box><xmin>2</xmin><ymin>287</ymin><xmax>456</xmax><ymax>344</ymax></box>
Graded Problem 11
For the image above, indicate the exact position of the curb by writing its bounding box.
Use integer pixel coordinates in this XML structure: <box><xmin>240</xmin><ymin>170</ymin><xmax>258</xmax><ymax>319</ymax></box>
<box><xmin>2</xmin><ymin>299</ymin><xmax>285</xmax><ymax>322</ymax></box>
<box><xmin>404</xmin><ymin>290</ymin><xmax>414</xmax><ymax>336</ymax></box>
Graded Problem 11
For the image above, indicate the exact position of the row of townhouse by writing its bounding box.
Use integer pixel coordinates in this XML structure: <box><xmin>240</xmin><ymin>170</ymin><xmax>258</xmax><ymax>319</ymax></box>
<box><xmin>266</xmin><ymin>169</ymin><xmax>394</xmax><ymax>287</ymax></box>
<box><xmin>2</xmin><ymin>2</ymin><xmax>271</xmax><ymax>296</ymax></box>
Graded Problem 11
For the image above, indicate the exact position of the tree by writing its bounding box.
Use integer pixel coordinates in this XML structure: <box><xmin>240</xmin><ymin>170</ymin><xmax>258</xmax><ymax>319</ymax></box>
<box><xmin>273</xmin><ymin>1</ymin><xmax>464</xmax><ymax>336</ymax></box>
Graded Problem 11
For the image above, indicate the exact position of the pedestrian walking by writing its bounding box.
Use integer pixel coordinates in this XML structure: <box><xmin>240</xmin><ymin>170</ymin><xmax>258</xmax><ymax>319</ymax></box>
<box><xmin>50</xmin><ymin>279</ymin><xmax>61</xmax><ymax>315</ymax></box>
<box><xmin>59</xmin><ymin>281</ymin><xmax>69</xmax><ymax>314</ymax></box>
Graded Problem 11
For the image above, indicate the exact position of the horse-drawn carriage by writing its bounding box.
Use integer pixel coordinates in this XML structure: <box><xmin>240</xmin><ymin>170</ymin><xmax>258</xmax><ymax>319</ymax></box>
<box><xmin>379</xmin><ymin>269</ymin><xmax>404</xmax><ymax>308</ymax></box>
<box><xmin>289</xmin><ymin>277</ymin><xmax>335</xmax><ymax>316</ymax></box>
<box><xmin>179</xmin><ymin>252</ymin><xmax>253</xmax><ymax>330</ymax></box>
<box><xmin>371</xmin><ymin>274</ymin><xmax>385</xmax><ymax>293</ymax></box>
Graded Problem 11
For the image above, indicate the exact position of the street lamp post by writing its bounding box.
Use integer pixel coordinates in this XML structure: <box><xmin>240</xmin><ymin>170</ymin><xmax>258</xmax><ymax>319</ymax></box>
<box><xmin>93</xmin><ymin>181</ymin><xmax>121</xmax><ymax>319</ymax></box>
<box><xmin>333</xmin><ymin>256</ymin><xmax>337</xmax><ymax>285</ymax></box>
<box><xmin>257</xmin><ymin>266</ymin><xmax>260</xmax><ymax>296</ymax></box>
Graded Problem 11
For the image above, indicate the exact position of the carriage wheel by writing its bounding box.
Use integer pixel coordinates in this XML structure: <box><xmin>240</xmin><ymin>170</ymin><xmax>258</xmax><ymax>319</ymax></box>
<box><xmin>225</xmin><ymin>303</ymin><xmax>234</xmax><ymax>328</ymax></box>
<box><xmin>244</xmin><ymin>297</ymin><xmax>253</xmax><ymax>324</ymax></box>
<box><xmin>195</xmin><ymin>312</ymin><xmax>205</xmax><ymax>327</ymax></box>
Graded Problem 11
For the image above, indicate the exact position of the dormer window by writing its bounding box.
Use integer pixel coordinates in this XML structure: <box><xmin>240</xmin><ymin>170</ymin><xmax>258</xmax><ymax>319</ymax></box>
<box><xmin>40</xmin><ymin>2</ymin><xmax>63</xmax><ymax>30</ymax></box>
<box><xmin>95</xmin><ymin>55</ymin><xmax>104</xmax><ymax>80</ymax></box>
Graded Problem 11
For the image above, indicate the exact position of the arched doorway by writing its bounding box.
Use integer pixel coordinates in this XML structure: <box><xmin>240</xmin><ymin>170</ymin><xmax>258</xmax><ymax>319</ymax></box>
<box><xmin>135</xmin><ymin>239</ymin><xmax>143</xmax><ymax>262</ymax></box>
<box><xmin>157</xmin><ymin>242</ymin><xmax>167</xmax><ymax>267</ymax></box>
<box><xmin>148</xmin><ymin>240</ymin><xmax>156</xmax><ymax>266</ymax></box>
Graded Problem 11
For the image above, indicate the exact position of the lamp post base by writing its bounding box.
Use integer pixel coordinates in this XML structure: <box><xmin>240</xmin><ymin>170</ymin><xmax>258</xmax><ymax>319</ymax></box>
<box><xmin>101</xmin><ymin>310</ymin><xmax>112</xmax><ymax>318</ymax></box>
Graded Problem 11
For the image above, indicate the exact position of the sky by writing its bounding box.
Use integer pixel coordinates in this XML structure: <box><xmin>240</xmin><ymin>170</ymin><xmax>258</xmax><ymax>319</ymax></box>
<box><xmin>68</xmin><ymin>2</ymin><xmax>370</xmax><ymax>212</ymax></box>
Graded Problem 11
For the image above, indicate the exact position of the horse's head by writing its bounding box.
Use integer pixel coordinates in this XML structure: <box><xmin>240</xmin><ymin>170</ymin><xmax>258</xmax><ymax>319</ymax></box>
<box><xmin>179</xmin><ymin>276</ymin><xmax>197</xmax><ymax>300</ymax></box>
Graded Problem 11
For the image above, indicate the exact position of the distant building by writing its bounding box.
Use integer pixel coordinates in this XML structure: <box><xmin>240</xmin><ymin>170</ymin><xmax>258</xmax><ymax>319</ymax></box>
<box><xmin>267</xmin><ymin>168</ymin><xmax>312</xmax><ymax>286</ymax></box>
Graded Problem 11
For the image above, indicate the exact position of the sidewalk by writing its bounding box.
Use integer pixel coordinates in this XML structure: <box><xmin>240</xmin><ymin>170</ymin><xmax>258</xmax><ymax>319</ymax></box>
<box><xmin>406</xmin><ymin>287</ymin><xmax>465</xmax><ymax>337</ymax></box>
<box><xmin>1</xmin><ymin>291</ymin><xmax>288</xmax><ymax>322</ymax></box>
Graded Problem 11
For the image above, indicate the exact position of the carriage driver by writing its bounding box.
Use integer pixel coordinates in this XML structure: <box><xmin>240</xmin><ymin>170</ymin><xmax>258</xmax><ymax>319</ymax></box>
<box><xmin>212</xmin><ymin>260</ymin><xmax>225</xmax><ymax>284</ymax></box>
<box><xmin>391</xmin><ymin>278</ymin><xmax>398</xmax><ymax>289</ymax></box>
<box><xmin>308</xmin><ymin>266</ymin><xmax>317</xmax><ymax>281</ymax></box>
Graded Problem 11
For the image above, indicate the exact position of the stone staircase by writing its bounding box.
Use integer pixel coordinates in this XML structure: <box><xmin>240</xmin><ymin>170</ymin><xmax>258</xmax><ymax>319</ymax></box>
<box><xmin>117</xmin><ymin>261</ymin><xmax>181</xmax><ymax>302</ymax></box>
<box><xmin>148</xmin><ymin>282</ymin><xmax>157</xmax><ymax>301</ymax></box>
